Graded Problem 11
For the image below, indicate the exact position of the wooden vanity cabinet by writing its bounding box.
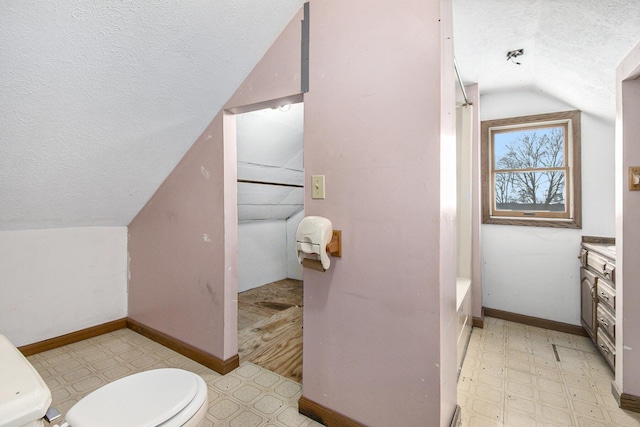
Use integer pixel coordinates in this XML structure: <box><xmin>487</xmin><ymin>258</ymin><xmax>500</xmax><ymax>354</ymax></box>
<box><xmin>580</xmin><ymin>237</ymin><xmax>616</xmax><ymax>370</ymax></box>
<box><xmin>580</xmin><ymin>267</ymin><xmax>597</xmax><ymax>341</ymax></box>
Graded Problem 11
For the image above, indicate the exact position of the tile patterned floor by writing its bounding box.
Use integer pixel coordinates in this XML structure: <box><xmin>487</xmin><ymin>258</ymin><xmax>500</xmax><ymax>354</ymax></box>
<box><xmin>24</xmin><ymin>317</ymin><xmax>640</xmax><ymax>427</ymax></box>
<box><xmin>458</xmin><ymin>317</ymin><xmax>640</xmax><ymax>427</ymax></box>
<box><xmin>28</xmin><ymin>328</ymin><xmax>322</xmax><ymax>427</ymax></box>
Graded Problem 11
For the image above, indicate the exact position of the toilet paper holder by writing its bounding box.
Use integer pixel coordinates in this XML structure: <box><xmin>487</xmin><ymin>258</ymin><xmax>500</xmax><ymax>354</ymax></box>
<box><xmin>296</xmin><ymin>216</ymin><xmax>341</xmax><ymax>272</ymax></box>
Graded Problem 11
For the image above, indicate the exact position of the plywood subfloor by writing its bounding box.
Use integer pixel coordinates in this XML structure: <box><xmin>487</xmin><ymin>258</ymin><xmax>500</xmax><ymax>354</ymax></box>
<box><xmin>238</xmin><ymin>278</ymin><xmax>302</xmax><ymax>330</ymax></box>
<box><xmin>238</xmin><ymin>279</ymin><xmax>303</xmax><ymax>383</ymax></box>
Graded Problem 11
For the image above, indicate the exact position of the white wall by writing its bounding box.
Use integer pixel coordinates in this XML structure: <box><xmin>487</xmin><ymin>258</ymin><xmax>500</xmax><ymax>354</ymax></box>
<box><xmin>286</xmin><ymin>209</ymin><xmax>304</xmax><ymax>280</ymax></box>
<box><xmin>0</xmin><ymin>227</ymin><xmax>127</xmax><ymax>346</ymax></box>
<box><xmin>237</xmin><ymin>211</ymin><xmax>304</xmax><ymax>293</ymax></box>
<box><xmin>238</xmin><ymin>220</ymin><xmax>288</xmax><ymax>292</ymax></box>
<box><xmin>481</xmin><ymin>89</ymin><xmax>615</xmax><ymax>325</ymax></box>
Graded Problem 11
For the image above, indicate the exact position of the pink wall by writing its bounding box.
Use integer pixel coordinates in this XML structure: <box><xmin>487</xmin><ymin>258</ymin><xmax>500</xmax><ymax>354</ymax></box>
<box><xmin>128</xmin><ymin>8</ymin><xmax>303</xmax><ymax>361</ymax></box>
<box><xmin>130</xmin><ymin>2</ymin><xmax>458</xmax><ymax>424</ymax></box>
<box><xmin>302</xmin><ymin>1</ymin><xmax>457</xmax><ymax>425</ymax></box>
<box><xmin>128</xmin><ymin>113</ymin><xmax>227</xmax><ymax>356</ymax></box>
<box><xmin>616</xmin><ymin>40</ymin><xmax>640</xmax><ymax>397</ymax></box>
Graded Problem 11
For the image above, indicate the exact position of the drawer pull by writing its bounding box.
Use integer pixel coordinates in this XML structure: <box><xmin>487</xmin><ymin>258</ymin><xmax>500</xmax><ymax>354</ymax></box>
<box><xmin>599</xmin><ymin>292</ymin><xmax>610</xmax><ymax>301</ymax></box>
<box><xmin>599</xmin><ymin>319</ymin><xmax>609</xmax><ymax>327</ymax></box>
<box><xmin>600</xmin><ymin>344</ymin><xmax>610</xmax><ymax>354</ymax></box>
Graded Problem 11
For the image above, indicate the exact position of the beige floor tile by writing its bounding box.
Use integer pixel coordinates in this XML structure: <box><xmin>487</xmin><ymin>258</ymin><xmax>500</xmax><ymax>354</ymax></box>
<box><xmin>458</xmin><ymin>318</ymin><xmax>640</xmax><ymax>427</ymax></box>
<box><xmin>464</xmin><ymin>413</ymin><xmax>504</xmax><ymax>427</ymax></box>
<box><xmin>27</xmin><ymin>329</ymin><xmax>321</xmax><ymax>427</ymax></box>
<box><xmin>23</xmin><ymin>317</ymin><xmax>640</xmax><ymax>427</ymax></box>
<box><xmin>474</xmin><ymin>383</ymin><xmax>504</xmax><ymax>404</ymax></box>
<box><xmin>538</xmin><ymin>389</ymin><xmax>571</xmax><ymax>410</ymax></box>
<box><xmin>535</xmin><ymin>377</ymin><xmax>567</xmax><ymax>395</ymax></box>
<box><xmin>608</xmin><ymin>411</ymin><xmax>640</xmax><ymax>426</ymax></box>
<box><xmin>539</xmin><ymin>403</ymin><xmax>576</xmax><ymax>426</ymax></box>
<box><xmin>507</xmin><ymin>357</ymin><xmax>533</xmax><ymax>373</ymax></box>
<box><xmin>478</xmin><ymin>371</ymin><xmax>505</xmax><ymax>389</ymax></box>
<box><xmin>507</xmin><ymin>378</ymin><xmax>535</xmax><ymax>399</ymax></box>
<box><xmin>480</xmin><ymin>361</ymin><xmax>506</xmax><ymax>377</ymax></box>
<box><xmin>505</xmin><ymin>394</ymin><xmax>537</xmax><ymax>415</ymax></box>
<box><xmin>470</xmin><ymin>397</ymin><xmax>504</xmax><ymax>422</ymax></box>
<box><xmin>575</xmin><ymin>416</ymin><xmax>611</xmax><ymax>427</ymax></box>
<box><xmin>504</xmin><ymin>409</ymin><xmax>542</xmax><ymax>427</ymax></box>
<box><xmin>506</xmin><ymin>367</ymin><xmax>536</xmax><ymax>385</ymax></box>
<box><xmin>507</xmin><ymin>348</ymin><xmax>532</xmax><ymax>362</ymax></box>
<box><xmin>482</xmin><ymin>351</ymin><xmax>506</xmax><ymax>365</ymax></box>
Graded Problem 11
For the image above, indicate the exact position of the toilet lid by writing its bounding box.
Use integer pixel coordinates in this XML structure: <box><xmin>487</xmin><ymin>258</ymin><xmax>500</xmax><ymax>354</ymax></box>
<box><xmin>66</xmin><ymin>368</ymin><xmax>200</xmax><ymax>427</ymax></box>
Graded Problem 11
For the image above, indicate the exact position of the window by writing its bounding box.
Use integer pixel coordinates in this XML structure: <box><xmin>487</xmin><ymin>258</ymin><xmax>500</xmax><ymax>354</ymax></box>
<box><xmin>481</xmin><ymin>110</ymin><xmax>581</xmax><ymax>228</ymax></box>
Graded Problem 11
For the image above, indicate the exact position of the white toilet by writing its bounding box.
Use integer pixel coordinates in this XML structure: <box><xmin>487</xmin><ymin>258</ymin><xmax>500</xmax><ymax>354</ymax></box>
<box><xmin>0</xmin><ymin>334</ymin><xmax>208</xmax><ymax>427</ymax></box>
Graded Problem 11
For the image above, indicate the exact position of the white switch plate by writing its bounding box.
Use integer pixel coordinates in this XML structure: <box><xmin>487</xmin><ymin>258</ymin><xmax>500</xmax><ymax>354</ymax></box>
<box><xmin>312</xmin><ymin>175</ymin><xmax>325</xmax><ymax>199</ymax></box>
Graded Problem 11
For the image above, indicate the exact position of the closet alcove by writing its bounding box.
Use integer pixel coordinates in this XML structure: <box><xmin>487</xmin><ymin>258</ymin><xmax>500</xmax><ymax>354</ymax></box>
<box><xmin>235</xmin><ymin>102</ymin><xmax>305</xmax><ymax>382</ymax></box>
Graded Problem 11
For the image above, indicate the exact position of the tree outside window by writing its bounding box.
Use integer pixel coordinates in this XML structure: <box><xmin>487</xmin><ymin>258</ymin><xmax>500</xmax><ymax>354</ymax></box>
<box><xmin>481</xmin><ymin>111</ymin><xmax>581</xmax><ymax>228</ymax></box>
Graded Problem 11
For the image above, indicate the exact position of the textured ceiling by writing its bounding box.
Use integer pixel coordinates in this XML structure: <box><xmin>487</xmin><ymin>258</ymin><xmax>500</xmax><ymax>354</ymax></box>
<box><xmin>0</xmin><ymin>0</ymin><xmax>304</xmax><ymax>230</ymax></box>
<box><xmin>453</xmin><ymin>0</ymin><xmax>640</xmax><ymax>120</ymax></box>
<box><xmin>2</xmin><ymin>1</ymin><xmax>640</xmax><ymax>231</ymax></box>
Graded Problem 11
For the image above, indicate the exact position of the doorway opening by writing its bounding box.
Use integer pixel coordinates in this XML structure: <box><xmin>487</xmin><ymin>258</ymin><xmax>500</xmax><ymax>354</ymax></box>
<box><xmin>235</xmin><ymin>101</ymin><xmax>305</xmax><ymax>382</ymax></box>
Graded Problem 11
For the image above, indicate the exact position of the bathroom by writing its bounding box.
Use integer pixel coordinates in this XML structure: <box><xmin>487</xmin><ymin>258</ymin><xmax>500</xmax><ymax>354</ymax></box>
<box><xmin>3</xmin><ymin>1</ymin><xmax>640</xmax><ymax>426</ymax></box>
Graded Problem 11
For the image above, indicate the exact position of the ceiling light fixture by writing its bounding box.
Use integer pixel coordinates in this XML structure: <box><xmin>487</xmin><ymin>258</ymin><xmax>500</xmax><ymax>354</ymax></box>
<box><xmin>506</xmin><ymin>49</ymin><xmax>524</xmax><ymax>65</ymax></box>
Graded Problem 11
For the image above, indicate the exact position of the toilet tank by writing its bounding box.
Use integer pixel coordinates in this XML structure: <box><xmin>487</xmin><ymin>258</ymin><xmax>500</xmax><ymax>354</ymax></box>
<box><xmin>0</xmin><ymin>334</ymin><xmax>51</xmax><ymax>427</ymax></box>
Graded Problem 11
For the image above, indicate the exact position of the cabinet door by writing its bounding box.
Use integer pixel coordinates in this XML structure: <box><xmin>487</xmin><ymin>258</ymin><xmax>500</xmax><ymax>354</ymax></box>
<box><xmin>581</xmin><ymin>268</ymin><xmax>597</xmax><ymax>339</ymax></box>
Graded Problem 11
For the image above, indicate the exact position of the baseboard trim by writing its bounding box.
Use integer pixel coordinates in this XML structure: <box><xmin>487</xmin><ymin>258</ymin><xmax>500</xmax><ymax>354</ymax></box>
<box><xmin>126</xmin><ymin>318</ymin><xmax>239</xmax><ymax>375</ymax></box>
<box><xmin>620</xmin><ymin>394</ymin><xmax>640</xmax><ymax>413</ymax></box>
<box><xmin>472</xmin><ymin>307</ymin><xmax>485</xmax><ymax>328</ymax></box>
<box><xmin>483</xmin><ymin>307</ymin><xmax>588</xmax><ymax>337</ymax></box>
<box><xmin>298</xmin><ymin>396</ymin><xmax>364</xmax><ymax>427</ymax></box>
<box><xmin>472</xmin><ymin>316</ymin><xmax>484</xmax><ymax>328</ymax></box>
<box><xmin>18</xmin><ymin>318</ymin><xmax>127</xmax><ymax>356</ymax></box>
<box><xmin>612</xmin><ymin>381</ymin><xmax>640</xmax><ymax>414</ymax></box>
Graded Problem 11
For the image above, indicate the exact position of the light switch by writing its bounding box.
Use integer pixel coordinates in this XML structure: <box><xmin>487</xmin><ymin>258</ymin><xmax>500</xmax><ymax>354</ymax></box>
<box><xmin>312</xmin><ymin>175</ymin><xmax>325</xmax><ymax>199</ymax></box>
<box><xmin>630</xmin><ymin>167</ymin><xmax>640</xmax><ymax>191</ymax></box>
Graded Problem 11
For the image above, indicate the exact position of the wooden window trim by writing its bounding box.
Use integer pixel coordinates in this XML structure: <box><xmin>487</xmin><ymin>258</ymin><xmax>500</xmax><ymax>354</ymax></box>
<box><xmin>492</xmin><ymin>121</ymin><xmax>570</xmax><ymax>220</ymax></box>
<box><xmin>481</xmin><ymin>110</ymin><xmax>581</xmax><ymax>228</ymax></box>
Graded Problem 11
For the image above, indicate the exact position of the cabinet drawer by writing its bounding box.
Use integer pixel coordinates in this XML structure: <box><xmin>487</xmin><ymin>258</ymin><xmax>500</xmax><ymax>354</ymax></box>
<box><xmin>605</xmin><ymin>262</ymin><xmax>615</xmax><ymax>284</ymax></box>
<box><xmin>597</xmin><ymin>304</ymin><xmax>615</xmax><ymax>340</ymax></box>
<box><xmin>597</xmin><ymin>281</ymin><xmax>616</xmax><ymax>311</ymax></box>
<box><xmin>596</xmin><ymin>329</ymin><xmax>616</xmax><ymax>369</ymax></box>
<box><xmin>580</xmin><ymin>248</ymin><xmax>588</xmax><ymax>267</ymax></box>
<box><xmin>586</xmin><ymin>251</ymin><xmax>615</xmax><ymax>284</ymax></box>
<box><xmin>586</xmin><ymin>250</ymin><xmax>607</xmax><ymax>272</ymax></box>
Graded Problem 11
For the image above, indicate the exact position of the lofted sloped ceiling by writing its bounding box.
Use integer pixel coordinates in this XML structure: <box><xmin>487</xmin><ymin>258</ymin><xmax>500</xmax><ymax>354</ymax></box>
<box><xmin>453</xmin><ymin>0</ymin><xmax>640</xmax><ymax>120</ymax></box>
<box><xmin>236</xmin><ymin>103</ymin><xmax>304</xmax><ymax>222</ymax></box>
<box><xmin>2</xmin><ymin>1</ymin><xmax>640</xmax><ymax>231</ymax></box>
<box><xmin>0</xmin><ymin>0</ymin><xmax>304</xmax><ymax>231</ymax></box>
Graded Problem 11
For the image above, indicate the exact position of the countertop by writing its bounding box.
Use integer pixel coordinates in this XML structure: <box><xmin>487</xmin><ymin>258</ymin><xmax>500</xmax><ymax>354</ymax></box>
<box><xmin>582</xmin><ymin>236</ymin><xmax>616</xmax><ymax>261</ymax></box>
